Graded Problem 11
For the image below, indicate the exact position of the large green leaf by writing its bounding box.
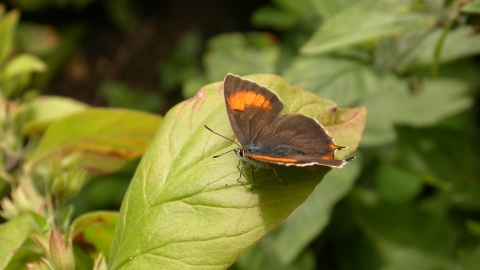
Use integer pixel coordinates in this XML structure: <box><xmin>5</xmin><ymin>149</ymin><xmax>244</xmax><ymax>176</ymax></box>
<box><xmin>396</xmin><ymin>26</ymin><xmax>480</xmax><ymax>72</ymax></box>
<box><xmin>27</xmin><ymin>108</ymin><xmax>162</xmax><ymax>174</ymax></box>
<box><xmin>301</xmin><ymin>0</ymin><xmax>433</xmax><ymax>55</ymax></box>
<box><xmin>0</xmin><ymin>215</ymin><xmax>33</xmax><ymax>269</ymax></box>
<box><xmin>204</xmin><ymin>33</ymin><xmax>279</xmax><ymax>81</ymax></box>
<box><xmin>283</xmin><ymin>56</ymin><xmax>472</xmax><ymax>146</ymax></box>
<box><xmin>108</xmin><ymin>74</ymin><xmax>366</xmax><ymax>269</ymax></box>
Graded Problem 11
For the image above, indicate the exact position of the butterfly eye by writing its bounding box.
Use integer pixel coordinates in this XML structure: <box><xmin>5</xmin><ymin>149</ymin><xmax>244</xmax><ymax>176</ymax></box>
<box><xmin>234</xmin><ymin>148</ymin><xmax>244</xmax><ymax>158</ymax></box>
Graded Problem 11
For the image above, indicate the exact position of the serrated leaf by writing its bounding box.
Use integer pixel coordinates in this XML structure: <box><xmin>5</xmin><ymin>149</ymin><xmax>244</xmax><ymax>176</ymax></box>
<box><xmin>204</xmin><ymin>33</ymin><xmax>279</xmax><ymax>81</ymax></box>
<box><xmin>108</xmin><ymin>74</ymin><xmax>366</xmax><ymax>269</ymax></box>
<box><xmin>397</xmin><ymin>26</ymin><xmax>480</xmax><ymax>72</ymax></box>
<box><xmin>28</xmin><ymin>108</ymin><xmax>162</xmax><ymax>174</ymax></box>
<box><xmin>283</xmin><ymin>56</ymin><xmax>472</xmax><ymax>146</ymax></box>
<box><xmin>22</xmin><ymin>95</ymin><xmax>89</xmax><ymax>135</ymax></box>
<box><xmin>72</xmin><ymin>211</ymin><xmax>118</xmax><ymax>259</ymax></box>
<box><xmin>301</xmin><ymin>0</ymin><xmax>434</xmax><ymax>55</ymax></box>
<box><xmin>5</xmin><ymin>54</ymin><xmax>47</xmax><ymax>76</ymax></box>
<box><xmin>0</xmin><ymin>215</ymin><xmax>33</xmax><ymax>269</ymax></box>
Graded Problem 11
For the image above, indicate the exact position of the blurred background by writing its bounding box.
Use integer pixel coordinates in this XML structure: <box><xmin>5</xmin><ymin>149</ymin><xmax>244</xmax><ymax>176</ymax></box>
<box><xmin>1</xmin><ymin>0</ymin><xmax>480</xmax><ymax>269</ymax></box>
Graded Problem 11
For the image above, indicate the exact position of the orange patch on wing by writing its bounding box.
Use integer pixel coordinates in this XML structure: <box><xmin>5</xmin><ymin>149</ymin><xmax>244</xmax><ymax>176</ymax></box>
<box><xmin>321</xmin><ymin>153</ymin><xmax>335</xmax><ymax>160</ymax></box>
<box><xmin>227</xmin><ymin>91</ymin><xmax>271</xmax><ymax>111</ymax></box>
<box><xmin>249</xmin><ymin>154</ymin><xmax>298</xmax><ymax>163</ymax></box>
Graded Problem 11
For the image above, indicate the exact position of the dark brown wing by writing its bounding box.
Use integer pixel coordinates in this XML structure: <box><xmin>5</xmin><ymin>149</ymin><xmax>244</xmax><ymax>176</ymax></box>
<box><xmin>244</xmin><ymin>114</ymin><xmax>348</xmax><ymax>168</ymax></box>
<box><xmin>223</xmin><ymin>74</ymin><xmax>283</xmax><ymax>145</ymax></box>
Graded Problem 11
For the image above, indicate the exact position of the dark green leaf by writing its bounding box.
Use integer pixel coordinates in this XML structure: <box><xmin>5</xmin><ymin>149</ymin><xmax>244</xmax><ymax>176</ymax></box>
<box><xmin>350</xmin><ymin>189</ymin><xmax>461</xmax><ymax>269</ymax></box>
<box><xmin>460</xmin><ymin>245</ymin><xmax>480</xmax><ymax>270</ymax></box>
<box><xmin>270</xmin><ymin>158</ymin><xmax>361</xmax><ymax>264</ymax></box>
<box><xmin>236</xmin><ymin>237</ymin><xmax>315</xmax><ymax>270</ymax></box>
<box><xmin>108</xmin><ymin>74</ymin><xmax>365</xmax><ymax>269</ymax></box>
<box><xmin>374</xmin><ymin>162</ymin><xmax>422</xmax><ymax>203</ymax></box>
<box><xmin>251</xmin><ymin>6</ymin><xmax>297</xmax><ymax>30</ymax></box>
<box><xmin>395</xmin><ymin>126</ymin><xmax>480</xmax><ymax>209</ymax></box>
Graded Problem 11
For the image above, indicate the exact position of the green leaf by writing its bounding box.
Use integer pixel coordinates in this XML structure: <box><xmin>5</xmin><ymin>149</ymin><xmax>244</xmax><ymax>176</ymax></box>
<box><xmin>270</xmin><ymin>157</ymin><xmax>362</xmax><ymax>264</ymax></box>
<box><xmin>283</xmin><ymin>56</ymin><xmax>473</xmax><ymax>146</ymax></box>
<box><xmin>0</xmin><ymin>215</ymin><xmax>33</xmax><ymax>269</ymax></box>
<box><xmin>5</xmin><ymin>54</ymin><xmax>47</xmax><ymax>76</ymax></box>
<box><xmin>28</xmin><ymin>108</ymin><xmax>162</xmax><ymax>174</ymax></box>
<box><xmin>462</xmin><ymin>0</ymin><xmax>480</xmax><ymax>14</ymax></box>
<box><xmin>16</xmin><ymin>23</ymin><xmax>60</xmax><ymax>56</ymax></box>
<box><xmin>309</xmin><ymin>0</ymin><xmax>358</xmax><ymax>18</ymax></box>
<box><xmin>251</xmin><ymin>6</ymin><xmax>298</xmax><ymax>30</ymax></box>
<box><xmin>461</xmin><ymin>245</ymin><xmax>480</xmax><ymax>270</ymax></box>
<box><xmin>466</xmin><ymin>220</ymin><xmax>480</xmax><ymax>236</ymax></box>
<box><xmin>0</xmin><ymin>8</ymin><xmax>19</xmax><ymax>63</ymax></box>
<box><xmin>22</xmin><ymin>95</ymin><xmax>89</xmax><ymax>135</ymax></box>
<box><xmin>301</xmin><ymin>0</ymin><xmax>433</xmax><ymax>55</ymax></box>
<box><xmin>72</xmin><ymin>211</ymin><xmax>118</xmax><ymax>259</ymax></box>
<box><xmin>204</xmin><ymin>33</ymin><xmax>279</xmax><ymax>81</ymax></box>
<box><xmin>350</xmin><ymin>189</ymin><xmax>461</xmax><ymax>270</ymax></box>
<box><xmin>5</xmin><ymin>247</ymin><xmax>42</xmax><ymax>270</ymax></box>
<box><xmin>108</xmin><ymin>74</ymin><xmax>366</xmax><ymax>269</ymax></box>
<box><xmin>395</xmin><ymin>126</ymin><xmax>480</xmax><ymax>209</ymax></box>
<box><xmin>397</xmin><ymin>26</ymin><xmax>480</xmax><ymax>72</ymax></box>
<box><xmin>236</xmin><ymin>237</ymin><xmax>315</xmax><ymax>270</ymax></box>
<box><xmin>283</xmin><ymin>56</ymin><xmax>380</xmax><ymax>108</ymax></box>
<box><xmin>374</xmin><ymin>162</ymin><xmax>422</xmax><ymax>203</ymax></box>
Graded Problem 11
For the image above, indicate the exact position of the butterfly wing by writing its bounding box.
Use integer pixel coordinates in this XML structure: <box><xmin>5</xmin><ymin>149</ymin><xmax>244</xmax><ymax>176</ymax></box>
<box><xmin>244</xmin><ymin>114</ymin><xmax>348</xmax><ymax>168</ymax></box>
<box><xmin>223</xmin><ymin>74</ymin><xmax>283</xmax><ymax>145</ymax></box>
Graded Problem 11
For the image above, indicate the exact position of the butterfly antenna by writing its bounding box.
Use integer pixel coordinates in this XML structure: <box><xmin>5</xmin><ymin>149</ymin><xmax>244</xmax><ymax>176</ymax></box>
<box><xmin>204</xmin><ymin>125</ymin><xmax>240</xmax><ymax>147</ymax></box>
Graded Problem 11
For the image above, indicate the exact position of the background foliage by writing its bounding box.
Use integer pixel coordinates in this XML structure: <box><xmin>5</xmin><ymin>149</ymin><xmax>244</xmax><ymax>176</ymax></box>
<box><xmin>1</xmin><ymin>0</ymin><xmax>480</xmax><ymax>269</ymax></box>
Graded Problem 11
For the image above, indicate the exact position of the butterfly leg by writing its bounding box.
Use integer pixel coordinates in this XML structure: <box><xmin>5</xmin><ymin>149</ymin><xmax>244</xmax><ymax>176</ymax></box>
<box><xmin>271</xmin><ymin>167</ymin><xmax>286</xmax><ymax>185</ymax></box>
<box><xmin>237</xmin><ymin>160</ymin><xmax>249</xmax><ymax>182</ymax></box>
<box><xmin>250</xmin><ymin>167</ymin><xmax>255</xmax><ymax>191</ymax></box>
